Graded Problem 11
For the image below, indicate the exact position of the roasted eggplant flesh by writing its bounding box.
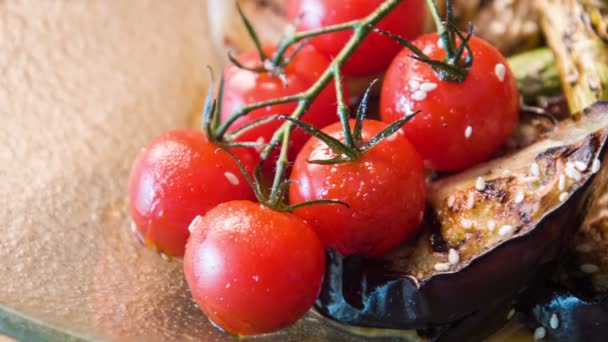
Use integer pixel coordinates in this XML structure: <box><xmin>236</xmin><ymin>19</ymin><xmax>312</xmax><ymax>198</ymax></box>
<box><xmin>316</xmin><ymin>102</ymin><xmax>608</xmax><ymax>330</ymax></box>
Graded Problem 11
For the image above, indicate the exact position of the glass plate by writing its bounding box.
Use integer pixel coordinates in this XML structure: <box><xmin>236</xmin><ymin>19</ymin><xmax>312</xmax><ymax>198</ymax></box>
<box><xmin>0</xmin><ymin>0</ymin><xmax>532</xmax><ymax>341</ymax></box>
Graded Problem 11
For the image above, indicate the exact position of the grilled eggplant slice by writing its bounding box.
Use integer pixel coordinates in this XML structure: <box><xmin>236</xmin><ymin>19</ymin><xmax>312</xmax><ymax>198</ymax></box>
<box><xmin>521</xmin><ymin>190</ymin><xmax>608</xmax><ymax>341</ymax></box>
<box><xmin>316</xmin><ymin>102</ymin><xmax>608</xmax><ymax>330</ymax></box>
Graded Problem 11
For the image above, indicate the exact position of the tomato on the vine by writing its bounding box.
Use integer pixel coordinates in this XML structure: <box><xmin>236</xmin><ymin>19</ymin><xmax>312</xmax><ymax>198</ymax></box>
<box><xmin>380</xmin><ymin>33</ymin><xmax>520</xmax><ymax>172</ymax></box>
<box><xmin>128</xmin><ymin>130</ymin><xmax>257</xmax><ymax>257</ymax></box>
<box><xmin>184</xmin><ymin>200</ymin><xmax>325</xmax><ymax>335</ymax></box>
<box><xmin>221</xmin><ymin>45</ymin><xmax>344</xmax><ymax>165</ymax></box>
<box><xmin>289</xmin><ymin>119</ymin><xmax>426</xmax><ymax>257</ymax></box>
<box><xmin>286</xmin><ymin>0</ymin><xmax>426</xmax><ymax>77</ymax></box>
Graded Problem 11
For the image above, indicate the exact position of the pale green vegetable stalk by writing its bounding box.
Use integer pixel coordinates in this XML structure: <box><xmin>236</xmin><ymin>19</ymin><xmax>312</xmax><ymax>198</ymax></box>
<box><xmin>539</xmin><ymin>0</ymin><xmax>608</xmax><ymax>113</ymax></box>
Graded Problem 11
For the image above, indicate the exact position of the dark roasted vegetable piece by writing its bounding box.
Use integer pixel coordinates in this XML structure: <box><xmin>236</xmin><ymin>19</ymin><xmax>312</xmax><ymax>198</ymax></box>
<box><xmin>316</xmin><ymin>101</ymin><xmax>608</xmax><ymax>331</ymax></box>
<box><xmin>519</xmin><ymin>185</ymin><xmax>608</xmax><ymax>342</ymax></box>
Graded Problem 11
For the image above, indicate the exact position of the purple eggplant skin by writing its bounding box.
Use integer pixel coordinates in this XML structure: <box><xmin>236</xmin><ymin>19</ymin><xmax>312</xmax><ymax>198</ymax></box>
<box><xmin>315</xmin><ymin>102</ymin><xmax>608</xmax><ymax>331</ymax></box>
<box><xmin>521</xmin><ymin>285</ymin><xmax>608</xmax><ymax>342</ymax></box>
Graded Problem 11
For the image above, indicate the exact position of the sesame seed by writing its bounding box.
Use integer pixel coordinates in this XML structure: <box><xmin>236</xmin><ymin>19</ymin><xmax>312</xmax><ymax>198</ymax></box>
<box><xmin>530</xmin><ymin>162</ymin><xmax>541</xmax><ymax>177</ymax></box>
<box><xmin>434</xmin><ymin>262</ymin><xmax>451</xmax><ymax>272</ymax></box>
<box><xmin>592</xmin><ymin>158</ymin><xmax>601</xmax><ymax>174</ymax></box>
<box><xmin>487</xmin><ymin>220</ymin><xmax>496</xmax><ymax>231</ymax></box>
<box><xmin>466</xmin><ymin>192</ymin><xmax>475</xmax><ymax>209</ymax></box>
<box><xmin>576</xmin><ymin>243</ymin><xmax>593</xmax><ymax>253</ymax></box>
<box><xmin>447</xmin><ymin>195</ymin><xmax>456</xmax><ymax>208</ymax></box>
<box><xmin>507</xmin><ymin>309</ymin><xmax>516</xmax><ymax>320</ymax></box>
<box><xmin>448</xmin><ymin>248</ymin><xmax>460</xmax><ymax>265</ymax></box>
<box><xmin>411</xmin><ymin>90</ymin><xmax>427</xmax><ymax>101</ymax></box>
<box><xmin>475</xmin><ymin>177</ymin><xmax>486</xmax><ymax>191</ymax></box>
<box><xmin>581</xmin><ymin>264</ymin><xmax>599</xmax><ymax>273</ymax></box>
<box><xmin>409</xmin><ymin>80</ymin><xmax>421</xmax><ymax>90</ymax></box>
<box><xmin>565</xmin><ymin>162</ymin><xmax>582</xmax><ymax>181</ymax></box>
<box><xmin>574</xmin><ymin>161</ymin><xmax>588</xmax><ymax>172</ymax></box>
<box><xmin>224</xmin><ymin>172</ymin><xmax>240</xmax><ymax>186</ymax></box>
<box><xmin>514</xmin><ymin>190</ymin><xmax>525</xmax><ymax>204</ymax></box>
<box><xmin>534</xmin><ymin>326</ymin><xmax>546</xmax><ymax>340</ymax></box>
<box><xmin>188</xmin><ymin>215</ymin><xmax>203</xmax><ymax>233</ymax></box>
<box><xmin>522</xmin><ymin>176</ymin><xmax>540</xmax><ymax>183</ymax></box>
<box><xmin>498</xmin><ymin>225</ymin><xmax>515</xmax><ymax>237</ymax></box>
<box><xmin>502</xmin><ymin>169</ymin><xmax>512</xmax><ymax>177</ymax></box>
<box><xmin>559</xmin><ymin>192</ymin><xmax>569</xmax><ymax>202</ymax></box>
<box><xmin>558</xmin><ymin>174</ymin><xmax>566</xmax><ymax>191</ymax></box>
<box><xmin>495</xmin><ymin>63</ymin><xmax>506</xmax><ymax>82</ymax></box>
<box><xmin>465</xmin><ymin>126</ymin><xmax>473</xmax><ymax>139</ymax></box>
<box><xmin>420</xmin><ymin>82</ymin><xmax>438</xmax><ymax>92</ymax></box>
<box><xmin>461</xmin><ymin>218</ymin><xmax>474</xmax><ymax>229</ymax></box>
<box><xmin>550</xmin><ymin>313</ymin><xmax>559</xmax><ymax>329</ymax></box>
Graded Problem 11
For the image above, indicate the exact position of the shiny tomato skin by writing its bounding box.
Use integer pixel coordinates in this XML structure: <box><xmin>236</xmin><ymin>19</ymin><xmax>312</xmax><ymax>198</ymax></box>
<box><xmin>380</xmin><ymin>33</ymin><xmax>520</xmax><ymax>172</ymax></box>
<box><xmin>183</xmin><ymin>200</ymin><xmax>325</xmax><ymax>335</ymax></box>
<box><xmin>286</xmin><ymin>0</ymin><xmax>426</xmax><ymax>77</ymax></box>
<box><xmin>221</xmin><ymin>45</ymin><xmax>343</xmax><ymax>164</ymax></box>
<box><xmin>289</xmin><ymin>119</ymin><xmax>426</xmax><ymax>257</ymax></box>
<box><xmin>128</xmin><ymin>130</ymin><xmax>257</xmax><ymax>257</ymax></box>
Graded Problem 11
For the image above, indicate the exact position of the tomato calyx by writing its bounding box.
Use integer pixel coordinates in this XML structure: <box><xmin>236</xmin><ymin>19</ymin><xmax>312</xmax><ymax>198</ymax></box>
<box><xmin>228</xmin><ymin>2</ymin><xmax>311</xmax><ymax>86</ymax></box>
<box><xmin>280</xmin><ymin>81</ymin><xmax>419</xmax><ymax>164</ymax></box>
<box><xmin>378</xmin><ymin>0</ymin><xmax>474</xmax><ymax>83</ymax></box>
<box><xmin>222</xmin><ymin>148</ymin><xmax>348</xmax><ymax>213</ymax></box>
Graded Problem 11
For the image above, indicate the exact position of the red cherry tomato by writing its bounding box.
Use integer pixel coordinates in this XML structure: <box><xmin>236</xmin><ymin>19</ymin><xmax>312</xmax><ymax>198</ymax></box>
<box><xmin>380</xmin><ymin>33</ymin><xmax>520</xmax><ymax>172</ymax></box>
<box><xmin>289</xmin><ymin>119</ymin><xmax>426</xmax><ymax>256</ymax></box>
<box><xmin>184</xmin><ymin>200</ymin><xmax>325</xmax><ymax>335</ymax></box>
<box><xmin>128</xmin><ymin>130</ymin><xmax>257</xmax><ymax>257</ymax></box>
<box><xmin>221</xmin><ymin>45</ymin><xmax>344</xmax><ymax>166</ymax></box>
<box><xmin>286</xmin><ymin>0</ymin><xmax>426</xmax><ymax>77</ymax></box>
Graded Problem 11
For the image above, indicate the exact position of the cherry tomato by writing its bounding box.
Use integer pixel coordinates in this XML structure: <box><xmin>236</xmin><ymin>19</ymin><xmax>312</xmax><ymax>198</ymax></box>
<box><xmin>184</xmin><ymin>200</ymin><xmax>325</xmax><ymax>335</ymax></box>
<box><xmin>380</xmin><ymin>33</ymin><xmax>520</xmax><ymax>172</ymax></box>
<box><xmin>221</xmin><ymin>45</ymin><xmax>343</xmax><ymax>166</ymax></box>
<box><xmin>289</xmin><ymin>119</ymin><xmax>426</xmax><ymax>256</ymax></box>
<box><xmin>128</xmin><ymin>130</ymin><xmax>257</xmax><ymax>257</ymax></box>
<box><xmin>286</xmin><ymin>0</ymin><xmax>426</xmax><ymax>77</ymax></box>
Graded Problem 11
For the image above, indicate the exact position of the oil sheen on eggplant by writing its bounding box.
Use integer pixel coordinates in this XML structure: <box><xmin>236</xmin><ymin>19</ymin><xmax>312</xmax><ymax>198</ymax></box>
<box><xmin>316</xmin><ymin>102</ymin><xmax>608</xmax><ymax>332</ymax></box>
<box><xmin>521</xmin><ymin>158</ymin><xmax>608</xmax><ymax>341</ymax></box>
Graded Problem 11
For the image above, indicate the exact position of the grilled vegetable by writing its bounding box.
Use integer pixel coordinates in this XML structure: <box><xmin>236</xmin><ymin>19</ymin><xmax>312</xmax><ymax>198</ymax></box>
<box><xmin>518</xmin><ymin>3</ymin><xmax>608</xmax><ymax>341</ymax></box>
<box><xmin>316</xmin><ymin>101</ymin><xmax>608</xmax><ymax>330</ymax></box>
